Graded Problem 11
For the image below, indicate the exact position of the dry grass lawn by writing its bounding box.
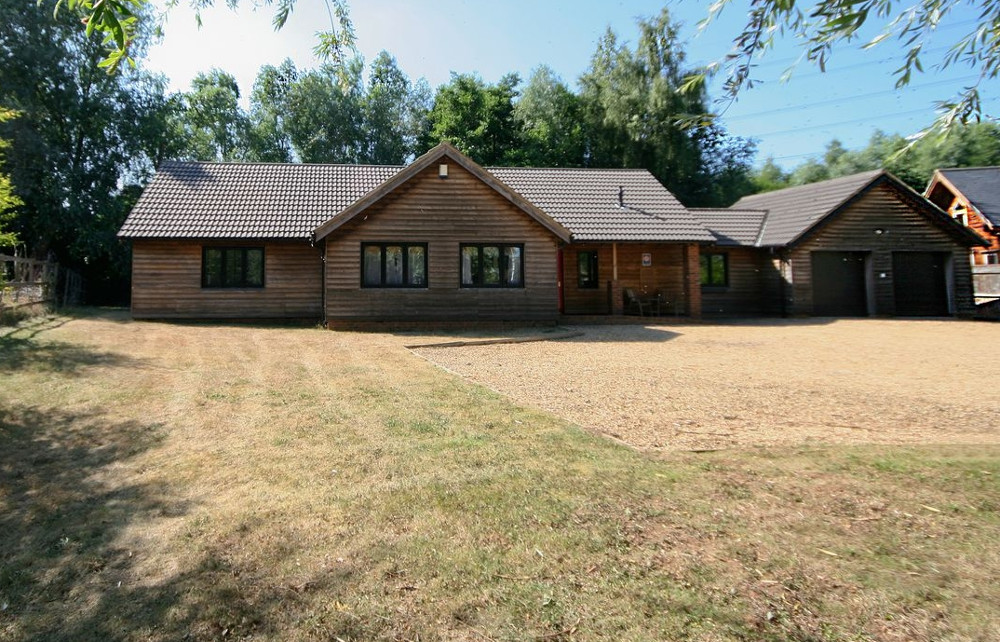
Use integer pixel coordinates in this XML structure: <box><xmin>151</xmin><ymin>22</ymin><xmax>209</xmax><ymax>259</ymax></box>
<box><xmin>1</xmin><ymin>310</ymin><xmax>999</xmax><ymax>641</ymax></box>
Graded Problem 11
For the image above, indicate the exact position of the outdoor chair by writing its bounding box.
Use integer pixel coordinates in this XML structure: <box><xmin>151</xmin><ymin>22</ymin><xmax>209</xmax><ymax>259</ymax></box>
<box><xmin>624</xmin><ymin>287</ymin><xmax>659</xmax><ymax>316</ymax></box>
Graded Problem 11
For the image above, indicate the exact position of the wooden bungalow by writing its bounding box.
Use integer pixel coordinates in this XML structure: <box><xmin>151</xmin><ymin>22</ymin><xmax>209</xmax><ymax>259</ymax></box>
<box><xmin>925</xmin><ymin>167</ymin><xmax>1000</xmax><ymax>266</ymax></box>
<box><xmin>118</xmin><ymin>142</ymin><xmax>715</xmax><ymax>324</ymax></box>
<box><xmin>693</xmin><ymin>170</ymin><xmax>986</xmax><ymax>317</ymax></box>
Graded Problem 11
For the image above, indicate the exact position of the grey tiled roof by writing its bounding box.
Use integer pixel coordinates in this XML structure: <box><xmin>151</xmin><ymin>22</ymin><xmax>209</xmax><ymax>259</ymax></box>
<box><xmin>490</xmin><ymin>167</ymin><xmax>714</xmax><ymax>242</ymax></box>
<box><xmin>688</xmin><ymin>208</ymin><xmax>767</xmax><ymax>246</ymax></box>
<box><xmin>119</xmin><ymin>160</ymin><xmax>714</xmax><ymax>243</ymax></box>
<box><xmin>938</xmin><ymin>167</ymin><xmax>1000</xmax><ymax>227</ymax></box>
<box><xmin>733</xmin><ymin>170</ymin><xmax>884</xmax><ymax>246</ymax></box>
<box><xmin>118</xmin><ymin>161</ymin><xmax>404</xmax><ymax>239</ymax></box>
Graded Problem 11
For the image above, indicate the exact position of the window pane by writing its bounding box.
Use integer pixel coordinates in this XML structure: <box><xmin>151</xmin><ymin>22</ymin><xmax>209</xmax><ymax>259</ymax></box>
<box><xmin>461</xmin><ymin>246</ymin><xmax>479</xmax><ymax>286</ymax></box>
<box><xmin>245</xmin><ymin>249</ymin><xmax>264</xmax><ymax>287</ymax></box>
<box><xmin>204</xmin><ymin>249</ymin><xmax>223</xmax><ymax>287</ymax></box>
<box><xmin>385</xmin><ymin>246</ymin><xmax>403</xmax><ymax>285</ymax></box>
<box><xmin>224</xmin><ymin>249</ymin><xmax>243</xmax><ymax>286</ymax></box>
<box><xmin>504</xmin><ymin>246</ymin><xmax>523</xmax><ymax>287</ymax></box>
<box><xmin>363</xmin><ymin>246</ymin><xmax>382</xmax><ymax>286</ymax></box>
<box><xmin>699</xmin><ymin>255</ymin><xmax>710</xmax><ymax>285</ymax></box>
<box><xmin>578</xmin><ymin>251</ymin><xmax>596</xmax><ymax>288</ymax></box>
<box><xmin>711</xmin><ymin>254</ymin><xmax>726</xmax><ymax>286</ymax></box>
<box><xmin>408</xmin><ymin>246</ymin><xmax>426</xmax><ymax>286</ymax></box>
<box><xmin>483</xmin><ymin>246</ymin><xmax>500</xmax><ymax>285</ymax></box>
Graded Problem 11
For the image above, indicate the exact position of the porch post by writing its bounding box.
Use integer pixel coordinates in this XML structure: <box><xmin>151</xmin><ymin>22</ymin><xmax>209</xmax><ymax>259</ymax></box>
<box><xmin>684</xmin><ymin>243</ymin><xmax>702</xmax><ymax>319</ymax></box>
<box><xmin>609</xmin><ymin>242</ymin><xmax>624</xmax><ymax>315</ymax></box>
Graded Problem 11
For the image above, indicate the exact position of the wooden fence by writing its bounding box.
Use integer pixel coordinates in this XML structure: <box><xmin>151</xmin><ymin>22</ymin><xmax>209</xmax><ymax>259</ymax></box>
<box><xmin>0</xmin><ymin>254</ymin><xmax>80</xmax><ymax>313</ymax></box>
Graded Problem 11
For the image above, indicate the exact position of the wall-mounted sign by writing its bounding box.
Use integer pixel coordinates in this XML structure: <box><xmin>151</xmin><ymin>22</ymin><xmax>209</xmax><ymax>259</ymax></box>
<box><xmin>642</xmin><ymin>252</ymin><xmax>652</xmax><ymax>267</ymax></box>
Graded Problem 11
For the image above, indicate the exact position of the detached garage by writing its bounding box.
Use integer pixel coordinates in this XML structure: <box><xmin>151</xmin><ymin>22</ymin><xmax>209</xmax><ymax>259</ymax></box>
<box><xmin>701</xmin><ymin>170</ymin><xmax>986</xmax><ymax>318</ymax></box>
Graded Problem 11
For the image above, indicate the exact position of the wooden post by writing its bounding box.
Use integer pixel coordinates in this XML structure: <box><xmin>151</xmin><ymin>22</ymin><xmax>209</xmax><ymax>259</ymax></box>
<box><xmin>609</xmin><ymin>242</ymin><xmax>623</xmax><ymax>314</ymax></box>
<box><xmin>684</xmin><ymin>243</ymin><xmax>702</xmax><ymax>319</ymax></box>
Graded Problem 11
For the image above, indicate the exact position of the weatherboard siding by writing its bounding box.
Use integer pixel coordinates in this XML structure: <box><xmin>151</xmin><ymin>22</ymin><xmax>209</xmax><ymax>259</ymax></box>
<box><xmin>701</xmin><ymin>247</ymin><xmax>782</xmax><ymax>316</ymax></box>
<box><xmin>324</xmin><ymin>162</ymin><xmax>560</xmax><ymax>322</ymax></box>
<box><xmin>785</xmin><ymin>184</ymin><xmax>974</xmax><ymax>316</ymax></box>
<box><xmin>130</xmin><ymin>239</ymin><xmax>322</xmax><ymax>319</ymax></box>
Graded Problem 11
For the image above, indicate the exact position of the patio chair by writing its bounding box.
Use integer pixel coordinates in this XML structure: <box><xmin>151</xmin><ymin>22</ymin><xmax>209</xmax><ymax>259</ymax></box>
<box><xmin>623</xmin><ymin>288</ymin><xmax>652</xmax><ymax>316</ymax></box>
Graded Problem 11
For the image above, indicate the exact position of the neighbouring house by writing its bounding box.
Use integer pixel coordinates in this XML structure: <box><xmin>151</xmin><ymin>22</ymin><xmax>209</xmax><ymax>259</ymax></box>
<box><xmin>118</xmin><ymin>142</ymin><xmax>713</xmax><ymax>324</ymax></box>
<box><xmin>118</xmin><ymin>144</ymin><xmax>984</xmax><ymax>323</ymax></box>
<box><xmin>924</xmin><ymin>167</ymin><xmax>1000</xmax><ymax>266</ymax></box>
<box><xmin>692</xmin><ymin>170</ymin><xmax>986</xmax><ymax>317</ymax></box>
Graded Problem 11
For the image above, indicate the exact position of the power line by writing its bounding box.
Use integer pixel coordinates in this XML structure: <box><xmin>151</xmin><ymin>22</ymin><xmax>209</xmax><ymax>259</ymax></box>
<box><xmin>745</xmin><ymin>107</ymin><xmax>930</xmax><ymax>138</ymax></box>
<box><xmin>720</xmin><ymin>74</ymin><xmax>982</xmax><ymax>122</ymax></box>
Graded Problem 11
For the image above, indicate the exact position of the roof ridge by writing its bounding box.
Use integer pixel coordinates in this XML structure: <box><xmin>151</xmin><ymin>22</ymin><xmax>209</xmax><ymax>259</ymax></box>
<box><xmin>159</xmin><ymin>160</ymin><xmax>406</xmax><ymax>170</ymax></box>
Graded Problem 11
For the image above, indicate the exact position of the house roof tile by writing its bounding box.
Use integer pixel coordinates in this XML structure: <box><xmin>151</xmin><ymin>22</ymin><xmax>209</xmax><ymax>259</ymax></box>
<box><xmin>489</xmin><ymin>167</ymin><xmax>714</xmax><ymax>242</ymax></box>
<box><xmin>687</xmin><ymin>208</ymin><xmax>768</xmax><ymax>246</ymax></box>
<box><xmin>119</xmin><ymin>155</ymin><xmax>714</xmax><ymax>243</ymax></box>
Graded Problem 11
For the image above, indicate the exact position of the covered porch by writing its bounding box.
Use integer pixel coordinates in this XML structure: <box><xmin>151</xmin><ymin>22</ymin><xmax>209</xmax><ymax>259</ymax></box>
<box><xmin>561</xmin><ymin>242</ymin><xmax>702</xmax><ymax>318</ymax></box>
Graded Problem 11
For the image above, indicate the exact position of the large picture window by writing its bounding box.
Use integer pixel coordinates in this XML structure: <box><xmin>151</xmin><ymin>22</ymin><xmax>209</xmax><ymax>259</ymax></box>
<box><xmin>202</xmin><ymin>247</ymin><xmax>265</xmax><ymax>288</ymax></box>
<box><xmin>460</xmin><ymin>244</ymin><xmax>524</xmax><ymax>288</ymax></box>
<box><xmin>577</xmin><ymin>250</ymin><xmax>599</xmax><ymax>289</ymax></box>
<box><xmin>700</xmin><ymin>252</ymin><xmax>728</xmax><ymax>288</ymax></box>
<box><xmin>362</xmin><ymin>243</ymin><xmax>427</xmax><ymax>288</ymax></box>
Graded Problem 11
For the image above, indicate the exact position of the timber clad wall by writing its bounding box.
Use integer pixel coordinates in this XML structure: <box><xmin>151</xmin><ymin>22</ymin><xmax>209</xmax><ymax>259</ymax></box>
<box><xmin>786</xmin><ymin>184</ymin><xmax>975</xmax><ymax>316</ymax></box>
<box><xmin>131</xmin><ymin>240</ymin><xmax>322</xmax><ymax>319</ymax></box>
<box><xmin>325</xmin><ymin>162</ymin><xmax>560</xmax><ymax>321</ymax></box>
<box><xmin>701</xmin><ymin>247</ymin><xmax>782</xmax><ymax>316</ymax></box>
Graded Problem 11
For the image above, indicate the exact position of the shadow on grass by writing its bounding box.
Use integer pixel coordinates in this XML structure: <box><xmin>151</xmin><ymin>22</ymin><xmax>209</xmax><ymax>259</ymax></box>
<box><xmin>0</xmin><ymin>403</ymin><xmax>371</xmax><ymax>641</ymax></box>
<box><xmin>0</xmin><ymin>315</ymin><xmax>147</xmax><ymax>376</ymax></box>
<box><xmin>0</xmin><ymin>403</ymin><xmax>186</xmax><ymax>639</ymax></box>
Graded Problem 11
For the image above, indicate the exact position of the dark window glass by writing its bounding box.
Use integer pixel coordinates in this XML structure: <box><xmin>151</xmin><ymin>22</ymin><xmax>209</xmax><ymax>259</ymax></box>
<box><xmin>408</xmin><ymin>246</ymin><xmax>427</xmax><ymax>286</ymax></box>
<box><xmin>361</xmin><ymin>243</ymin><xmax>428</xmax><ymax>288</ymax></box>
<box><xmin>460</xmin><ymin>244</ymin><xmax>524</xmax><ymax>288</ymax></box>
<box><xmin>385</xmin><ymin>245</ymin><xmax>404</xmax><ymax>286</ymax></box>
<box><xmin>700</xmin><ymin>253</ymin><xmax>728</xmax><ymax>287</ymax></box>
<box><xmin>577</xmin><ymin>250</ymin><xmax>598</xmax><ymax>289</ymax></box>
<box><xmin>363</xmin><ymin>246</ymin><xmax>381</xmax><ymax>286</ymax></box>
<box><xmin>201</xmin><ymin>247</ymin><xmax>265</xmax><ymax>288</ymax></box>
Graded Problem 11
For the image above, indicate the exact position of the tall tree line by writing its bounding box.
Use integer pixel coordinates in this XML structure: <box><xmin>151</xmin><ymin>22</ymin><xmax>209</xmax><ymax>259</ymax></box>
<box><xmin>752</xmin><ymin>123</ymin><xmax>1000</xmax><ymax>194</ymax></box>
<box><xmin>170</xmin><ymin>9</ymin><xmax>757</xmax><ymax>207</ymax></box>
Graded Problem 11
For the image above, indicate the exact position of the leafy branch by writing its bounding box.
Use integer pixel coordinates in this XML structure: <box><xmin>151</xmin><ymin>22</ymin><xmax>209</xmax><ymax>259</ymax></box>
<box><xmin>698</xmin><ymin>0</ymin><xmax>998</xmax><ymax>132</ymax></box>
<box><xmin>43</xmin><ymin>0</ymin><xmax>356</xmax><ymax>72</ymax></box>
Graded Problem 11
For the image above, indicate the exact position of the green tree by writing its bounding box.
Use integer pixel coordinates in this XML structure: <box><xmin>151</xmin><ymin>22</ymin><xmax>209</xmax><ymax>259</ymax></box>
<box><xmin>283</xmin><ymin>60</ymin><xmax>365</xmax><ymax>163</ymax></box>
<box><xmin>0</xmin><ymin>1</ymin><xmax>170</xmax><ymax>301</ymax></box>
<box><xmin>362</xmin><ymin>51</ymin><xmax>428</xmax><ymax>164</ymax></box>
<box><xmin>513</xmin><ymin>66</ymin><xmax>585</xmax><ymax>167</ymax></box>
<box><xmin>0</xmin><ymin>109</ymin><xmax>21</xmax><ymax>249</ymax></box>
<box><xmin>246</xmin><ymin>59</ymin><xmax>298</xmax><ymax>163</ymax></box>
<box><xmin>180</xmin><ymin>69</ymin><xmax>250</xmax><ymax>161</ymax></box>
<box><xmin>752</xmin><ymin>157</ymin><xmax>790</xmax><ymax>193</ymax></box>
<box><xmin>578</xmin><ymin>8</ymin><xmax>755</xmax><ymax>206</ymax></box>
<box><xmin>701</xmin><ymin>0</ymin><xmax>1000</xmax><ymax>135</ymax></box>
<box><xmin>419</xmin><ymin>72</ymin><xmax>521</xmax><ymax>166</ymax></box>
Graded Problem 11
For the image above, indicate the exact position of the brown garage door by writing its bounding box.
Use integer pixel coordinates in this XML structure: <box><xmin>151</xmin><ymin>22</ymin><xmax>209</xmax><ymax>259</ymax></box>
<box><xmin>811</xmin><ymin>251</ymin><xmax>869</xmax><ymax>316</ymax></box>
<box><xmin>892</xmin><ymin>252</ymin><xmax>949</xmax><ymax>316</ymax></box>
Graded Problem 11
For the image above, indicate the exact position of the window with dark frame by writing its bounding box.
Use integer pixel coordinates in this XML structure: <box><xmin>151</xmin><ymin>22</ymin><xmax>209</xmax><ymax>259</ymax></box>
<box><xmin>361</xmin><ymin>243</ymin><xmax>428</xmax><ymax>288</ymax></box>
<box><xmin>700</xmin><ymin>252</ymin><xmax>728</xmax><ymax>287</ymax></box>
<box><xmin>202</xmin><ymin>247</ymin><xmax>265</xmax><ymax>288</ymax></box>
<box><xmin>460</xmin><ymin>244</ymin><xmax>524</xmax><ymax>288</ymax></box>
<box><xmin>577</xmin><ymin>250</ymin><xmax>599</xmax><ymax>289</ymax></box>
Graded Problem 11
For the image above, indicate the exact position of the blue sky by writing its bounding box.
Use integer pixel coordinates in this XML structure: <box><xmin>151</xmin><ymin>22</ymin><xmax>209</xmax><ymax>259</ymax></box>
<box><xmin>144</xmin><ymin>0</ymin><xmax>997</xmax><ymax>169</ymax></box>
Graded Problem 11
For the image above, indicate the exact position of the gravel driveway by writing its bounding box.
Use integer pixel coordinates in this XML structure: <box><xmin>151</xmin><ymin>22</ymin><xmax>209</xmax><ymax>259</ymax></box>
<box><xmin>411</xmin><ymin>319</ymin><xmax>1000</xmax><ymax>452</ymax></box>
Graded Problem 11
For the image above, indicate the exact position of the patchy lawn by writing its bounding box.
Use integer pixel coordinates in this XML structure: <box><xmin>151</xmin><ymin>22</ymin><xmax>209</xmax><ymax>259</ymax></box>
<box><xmin>412</xmin><ymin>319</ymin><xmax>1000</xmax><ymax>452</ymax></box>
<box><xmin>1</xmin><ymin>311</ymin><xmax>999</xmax><ymax>641</ymax></box>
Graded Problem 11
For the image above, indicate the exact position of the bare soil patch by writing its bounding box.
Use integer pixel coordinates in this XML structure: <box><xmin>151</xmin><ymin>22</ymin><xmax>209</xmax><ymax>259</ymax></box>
<box><xmin>412</xmin><ymin>319</ymin><xmax>1000</xmax><ymax>452</ymax></box>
